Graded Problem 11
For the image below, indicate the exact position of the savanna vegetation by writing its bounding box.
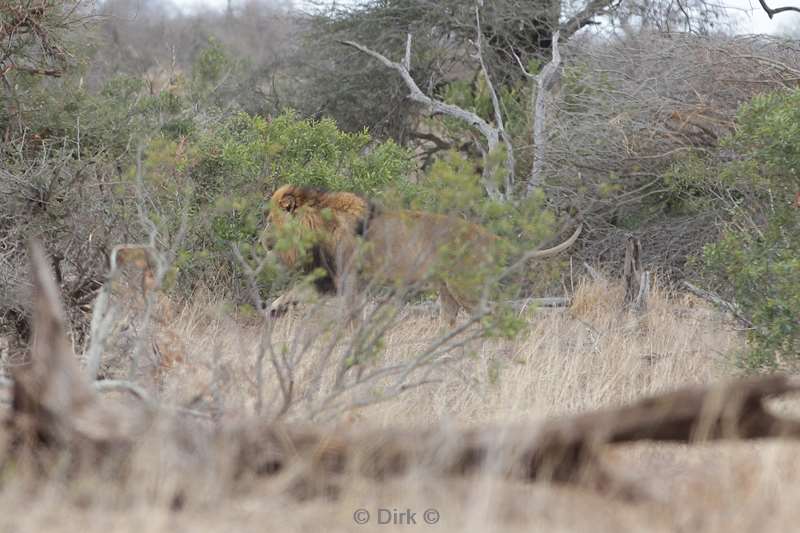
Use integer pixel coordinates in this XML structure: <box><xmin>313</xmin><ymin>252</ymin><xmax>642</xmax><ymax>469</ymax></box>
<box><xmin>0</xmin><ymin>0</ymin><xmax>799</xmax><ymax>531</ymax></box>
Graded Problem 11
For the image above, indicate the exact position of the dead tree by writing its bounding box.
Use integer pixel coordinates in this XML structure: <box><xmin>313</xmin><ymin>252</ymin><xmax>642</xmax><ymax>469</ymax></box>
<box><xmin>10</xmin><ymin>242</ymin><xmax>145</xmax><ymax>459</ymax></box>
<box><xmin>514</xmin><ymin>31</ymin><xmax>562</xmax><ymax>195</ymax></box>
<box><xmin>340</xmin><ymin>37</ymin><xmax>510</xmax><ymax>201</ymax></box>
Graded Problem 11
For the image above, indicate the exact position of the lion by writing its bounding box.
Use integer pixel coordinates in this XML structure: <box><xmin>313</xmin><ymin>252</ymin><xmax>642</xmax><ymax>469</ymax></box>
<box><xmin>262</xmin><ymin>184</ymin><xmax>581</xmax><ymax>326</ymax></box>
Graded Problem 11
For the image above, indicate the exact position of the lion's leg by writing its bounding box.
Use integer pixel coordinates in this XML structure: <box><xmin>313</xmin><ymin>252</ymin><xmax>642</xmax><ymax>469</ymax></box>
<box><xmin>269</xmin><ymin>283</ymin><xmax>319</xmax><ymax>317</ymax></box>
<box><xmin>437</xmin><ymin>283</ymin><xmax>462</xmax><ymax>328</ymax></box>
<box><xmin>332</xmin><ymin>260</ymin><xmax>368</xmax><ymax>333</ymax></box>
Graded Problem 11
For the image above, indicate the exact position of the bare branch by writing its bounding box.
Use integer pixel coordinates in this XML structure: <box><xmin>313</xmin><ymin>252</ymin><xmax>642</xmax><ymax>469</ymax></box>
<box><xmin>756</xmin><ymin>0</ymin><xmax>800</xmax><ymax>18</ymax></box>
<box><xmin>340</xmin><ymin>38</ymin><xmax>503</xmax><ymax>200</ymax></box>
<box><xmin>561</xmin><ymin>0</ymin><xmax>618</xmax><ymax>37</ymax></box>
<box><xmin>83</xmin><ymin>244</ymin><xmax>153</xmax><ymax>380</ymax></box>
<box><xmin>94</xmin><ymin>379</ymin><xmax>151</xmax><ymax>402</ymax></box>
<box><xmin>403</xmin><ymin>33</ymin><xmax>411</xmax><ymax>71</ymax></box>
<box><xmin>13</xmin><ymin>241</ymin><xmax>130</xmax><ymax>446</ymax></box>
<box><xmin>227</xmin><ymin>375</ymin><xmax>800</xmax><ymax>497</ymax></box>
<box><xmin>683</xmin><ymin>281</ymin><xmax>754</xmax><ymax>329</ymax></box>
<box><xmin>474</xmin><ymin>6</ymin><xmax>515</xmax><ymax>197</ymax></box>
<box><xmin>529</xmin><ymin>31</ymin><xmax>561</xmax><ymax>196</ymax></box>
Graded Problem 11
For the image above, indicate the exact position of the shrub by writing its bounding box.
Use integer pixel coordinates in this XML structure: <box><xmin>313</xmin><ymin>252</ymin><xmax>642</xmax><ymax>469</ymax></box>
<box><xmin>137</xmin><ymin>110</ymin><xmax>414</xmax><ymax>298</ymax></box>
<box><xmin>675</xmin><ymin>89</ymin><xmax>800</xmax><ymax>367</ymax></box>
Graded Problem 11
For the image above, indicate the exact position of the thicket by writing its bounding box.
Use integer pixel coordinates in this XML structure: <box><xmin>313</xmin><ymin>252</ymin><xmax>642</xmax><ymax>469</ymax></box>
<box><xmin>670</xmin><ymin>89</ymin><xmax>800</xmax><ymax>367</ymax></box>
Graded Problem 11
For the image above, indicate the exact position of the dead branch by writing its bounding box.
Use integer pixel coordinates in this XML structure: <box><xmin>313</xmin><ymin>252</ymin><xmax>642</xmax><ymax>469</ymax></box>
<box><xmin>756</xmin><ymin>0</ymin><xmax>800</xmax><ymax>18</ymax></box>
<box><xmin>83</xmin><ymin>243</ymin><xmax>158</xmax><ymax>380</ymax></box>
<box><xmin>583</xmin><ymin>262</ymin><xmax>604</xmax><ymax>282</ymax></box>
<box><xmin>474</xmin><ymin>6</ymin><xmax>515</xmax><ymax>197</ymax></box>
<box><xmin>529</xmin><ymin>31</ymin><xmax>561</xmax><ymax>195</ymax></box>
<box><xmin>406</xmin><ymin>297</ymin><xmax>570</xmax><ymax>316</ymax></box>
<box><xmin>340</xmin><ymin>37</ymin><xmax>504</xmax><ymax>201</ymax></box>
<box><xmin>683</xmin><ymin>281</ymin><xmax>753</xmax><ymax>328</ymax></box>
<box><xmin>93</xmin><ymin>379</ymin><xmax>152</xmax><ymax>402</ymax></box>
<box><xmin>233</xmin><ymin>374</ymin><xmax>800</xmax><ymax>499</ymax></box>
<box><xmin>623</xmin><ymin>236</ymin><xmax>648</xmax><ymax>313</ymax></box>
<box><xmin>561</xmin><ymin>0</ymin><xmax>619</xmax><ymax>36</ymax></box>
<box><xmin>11</xmin><ymin>241</ymin><xmax>139</xmax><ymax>450</ymax></box>
<box><xmin>125</xmin><ymin>147</ymin><xmax>188</xmax><ymax>386</ymax></box>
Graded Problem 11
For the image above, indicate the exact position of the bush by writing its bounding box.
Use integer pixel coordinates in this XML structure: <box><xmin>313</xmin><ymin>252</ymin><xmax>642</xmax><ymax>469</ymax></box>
<box><xmin>675</xmin><ymin>89</ymin><xmax>800</xmax><ymax>367</ymax></box>
<box><xmin>137</xmin><ymin>110</ymin><xmax>414</xmax><ymax>298</ymax></box>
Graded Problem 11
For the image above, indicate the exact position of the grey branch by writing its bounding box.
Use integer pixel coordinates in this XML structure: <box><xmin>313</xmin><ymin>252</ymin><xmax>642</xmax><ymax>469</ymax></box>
<box><xmin>756</xmin><ymin>0</ymin><xmax>800</xmax><ymax>18</ymax></box>
<box><xmin>683</xmin><ymin>282</ymin><xmax>754</xmax><ymax>329</ymax></box>
<box><xmin>561</xmin><ymin>0</ymin><xmax>618</xmax><ymax>36</ymax></box>
<box><xmin>529</xmin><ymin>31</ymin><xmax>562</xmax><ymax>196</ymax></box>
<box><xmin>340</xmin><ymin>38</ymin><xmax>503</xmax><ymax>200</ymax></box>
<box><xmin>403</xmin><ymin>33</ymin><xmax>412</xmax><ymax>71</ymax></box>
<box><xmin>474</xmin><ymin>6</ymin><xmax>515</xmax><ymax>198</ymax></box>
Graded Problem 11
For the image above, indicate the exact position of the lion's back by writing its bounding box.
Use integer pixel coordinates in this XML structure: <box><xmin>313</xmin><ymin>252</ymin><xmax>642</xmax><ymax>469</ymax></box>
<box><xmin>362</xmin><ymin>210</ymin><xmax>499</xmax><ymax>284</ymax></box>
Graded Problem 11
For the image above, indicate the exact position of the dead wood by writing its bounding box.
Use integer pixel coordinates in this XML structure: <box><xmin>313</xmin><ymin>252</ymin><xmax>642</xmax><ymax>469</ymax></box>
<box><xmin>8</xmin><ymin>241</ymin><xmax>144</xmax><ymax>462</ymax></box>
<box><xmin>683</xmin><ymin>281</ymin><xmax>754</xmax><ymax>329</ymax></box>
<box><xmin>230</xmin><ymin>374</ymin><xmax>800</xmax><ymax>498</ymax></box>
<box><xmin>623</xmin><ymin>236</ymin><xmax>649</xmax><ymax>313</ymax></box>
<box><xmin>339</xmin><ymin>37</ymin><xmax>506</xmax><ymax>201</ymax></box>
<box><xmin>8</xmin><ymin>241</ymin><xmax>800</xmax><ymax>500</ymax></box>
<box><xmin>529</xmin><ymin>31</ymin><xmax>561</xmax><ymax>194</ymax></box>
<box><xmin>757</xmin><ymin>0</ymin><xmax>800</xmax><ymax>18</ymax></box>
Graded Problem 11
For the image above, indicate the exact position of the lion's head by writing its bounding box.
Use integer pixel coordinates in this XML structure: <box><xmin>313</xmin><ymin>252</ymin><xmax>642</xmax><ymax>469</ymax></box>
<box><xmin>261</xmin><ymin>185</ymin><xmax>372</xmax><ymax>292</ymax></box>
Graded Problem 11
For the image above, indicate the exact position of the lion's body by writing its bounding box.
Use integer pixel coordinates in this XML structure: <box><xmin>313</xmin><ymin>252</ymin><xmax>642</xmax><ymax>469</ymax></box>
<box><xmin>263</xmin><ymin>185</ymin><xmax>579</xmax><ymax>325</ymax></box>
<box><xmin>357</xmin><ymin>210</ymin><xmax>501</xmax><ymax>318</ymax></box>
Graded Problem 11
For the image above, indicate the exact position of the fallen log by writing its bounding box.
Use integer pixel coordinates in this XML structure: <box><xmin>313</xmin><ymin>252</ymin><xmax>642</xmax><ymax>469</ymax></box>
<box><xmin>7</xmin><ymin>241</ymin><xmax>800</xmax><ymax>500</ymax></box>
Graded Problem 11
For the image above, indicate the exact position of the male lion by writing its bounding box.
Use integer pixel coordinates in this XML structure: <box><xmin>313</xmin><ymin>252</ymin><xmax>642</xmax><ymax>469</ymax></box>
<box><xmin>262</xmin><ymin>184</ymin><xmax>581</xmax><ymax>326</ymax></box>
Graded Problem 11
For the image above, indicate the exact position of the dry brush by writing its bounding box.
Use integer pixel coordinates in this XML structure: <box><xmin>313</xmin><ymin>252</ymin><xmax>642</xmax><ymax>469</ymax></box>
<box><xmin>5</xmin><ymin>240</ymin><xmax>800</xmax><ymax>504</ymax></box>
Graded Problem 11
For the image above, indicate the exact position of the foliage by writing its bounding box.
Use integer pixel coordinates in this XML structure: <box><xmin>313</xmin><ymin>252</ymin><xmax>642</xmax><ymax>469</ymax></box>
<box><xmin>136</xmin><ymin>110</ymin><xmax>413</xmax><ymax>297</ymax></box>
<box><xmin>383</xmin><ymin>150</ymin><xmax>564</xmax><ymax>335</ymax></box>
<box><xmin>406</xmin><ymin>151</ymin><xmax>556</xmax><ymax>246</ymax></box>
<box><xmin>673</xmin><ymin>89</ymin><xmax>800</xmax><ymax>367</ymax></box>
<box><xmin>0</xmin><ymin>1</ymin><xmax>94</xmax><ymax>137</ymax></box>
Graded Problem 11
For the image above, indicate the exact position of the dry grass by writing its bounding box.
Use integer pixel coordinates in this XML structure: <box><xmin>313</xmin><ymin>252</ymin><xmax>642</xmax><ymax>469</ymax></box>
<box><xmin>161</xmin><ymin>279</ymin><xmax>737</xmax><ymax>424</ymax></box>
<box><xmin>6</xmin><ymin>278</ymin><xmax>800</xmax><ymax>532</ymax></box>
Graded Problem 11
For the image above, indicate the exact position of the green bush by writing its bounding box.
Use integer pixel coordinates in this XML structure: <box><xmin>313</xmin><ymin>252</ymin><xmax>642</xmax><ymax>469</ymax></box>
<box><xmin>676</xmin><ymin>89</ymin><xmax>800</xmax><ymax>367</ymax></box>
<box><xmin>404</xmin><ymin>151</ymin><xmax>556</xmax><ymax>246</ymax></box>
<box><xmin>137</xmin><ymin>110</ymin><xmax>414</xmax><ymax>298</ymax></box>
<box><xmin>386</xmin><ymin>150</ymin><xmax>564</xmax><ymax>337</ymax></box>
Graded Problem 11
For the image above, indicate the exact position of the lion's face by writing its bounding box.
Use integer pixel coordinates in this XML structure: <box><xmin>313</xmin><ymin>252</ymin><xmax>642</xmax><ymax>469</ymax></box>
<box><xmin>270</xmin><ymin>184</ymin><xmax>302</xmax><ymax>218</ymax></box>
<box><xmin>264</xmin><ymin>185</ymin><xmax>301</xmax><ymax>241</ymax></box>
<box><xmin>261</xmin><ymin>185</ymin><xmax>307</xmax><ymax>259</ymax></box>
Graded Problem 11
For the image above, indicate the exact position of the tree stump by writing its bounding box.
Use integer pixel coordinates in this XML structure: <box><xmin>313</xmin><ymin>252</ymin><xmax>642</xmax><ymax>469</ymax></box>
<box><xmin>623</xmin><ymin>236</ymin><xmax>649</xmax><ymax>313</ymax></box>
